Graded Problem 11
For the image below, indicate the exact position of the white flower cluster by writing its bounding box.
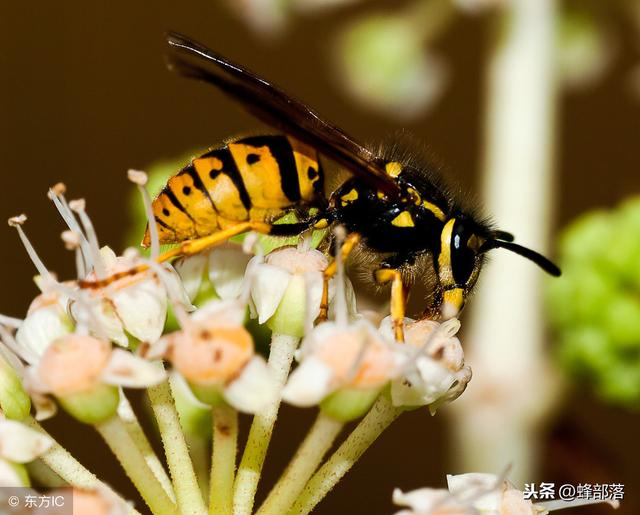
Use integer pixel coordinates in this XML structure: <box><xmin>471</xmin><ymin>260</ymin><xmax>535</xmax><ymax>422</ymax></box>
<box><xmin>0</xmin><ymin>174</ymin><xmax>474</xmax><ymax>513</ymax></box>
<box><xmin>393</xmin><ymin>472</ymin><xmax>619</xmax><ymax>515</ymax></box>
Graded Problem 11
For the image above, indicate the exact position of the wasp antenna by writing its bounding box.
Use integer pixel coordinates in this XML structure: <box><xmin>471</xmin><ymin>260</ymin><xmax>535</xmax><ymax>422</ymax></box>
<box><xmin>481</xmin><ymin>239</ymin><xmax>561</xmax><ymax>277</ymax></box>
<box><xmin>490</xmin><ymin>230</ymin><xmax>515</xmax><ymax>242</ymax></box>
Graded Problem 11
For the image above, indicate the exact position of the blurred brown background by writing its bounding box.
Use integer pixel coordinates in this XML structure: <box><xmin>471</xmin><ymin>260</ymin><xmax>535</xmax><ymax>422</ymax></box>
<box><xmin>1</xmin><ymin>1</ymin><xmax>639</xmax><ymax>514</ymax></box>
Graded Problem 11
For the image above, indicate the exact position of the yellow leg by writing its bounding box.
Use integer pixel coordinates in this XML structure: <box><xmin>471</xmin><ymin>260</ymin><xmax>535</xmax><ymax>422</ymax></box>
<box><xmin>316</xmin><ymin>233</ymin><xmax>361</xmax><ymax>323</ymax></box>
<box><xmin>374</xmin><ymin>269</ymin><xmax>406</xmax><ymax>342</ymax></box>
<box><xmin>80</xmin><ymin>221</ymin><xmax>272</xmax><ymax>289</ymax></box>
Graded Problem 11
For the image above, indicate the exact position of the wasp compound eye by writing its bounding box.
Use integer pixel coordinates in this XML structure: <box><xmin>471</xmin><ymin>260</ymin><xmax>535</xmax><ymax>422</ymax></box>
<box><xmin>450</xmin><ymin>220</ymin><xmax>478</xmax><ymax>287</ymax></box>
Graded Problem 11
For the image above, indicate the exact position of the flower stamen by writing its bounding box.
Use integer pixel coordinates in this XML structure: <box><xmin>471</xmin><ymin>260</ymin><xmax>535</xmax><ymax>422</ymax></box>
<box><xmin>128</xmin><ymin>169</ymin><xmax>160</xmax><ymax>259</ymax></box>
<box><xmin>8</xmin><ymin>215</ymin><xmax>53</xmax><ymax>283</ymax></box>
<box><xmin>69</xmin><ymin>199</ymin><xmax>107</xmax><ymax>279</ymax></box>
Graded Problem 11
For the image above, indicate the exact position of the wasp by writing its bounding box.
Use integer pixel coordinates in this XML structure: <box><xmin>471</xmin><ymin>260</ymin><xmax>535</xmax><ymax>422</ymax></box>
<box><xmin>87</xmin><ymin>32</ymin><xmax>560</xmax><ymax>341</ymax></box>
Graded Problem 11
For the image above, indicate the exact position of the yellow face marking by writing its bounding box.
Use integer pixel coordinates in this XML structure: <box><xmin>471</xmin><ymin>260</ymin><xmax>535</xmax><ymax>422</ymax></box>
<box><xmin>438</xmin><ymin>219</ymin><xmax>456</xmax><ymax>286</ymax></box>
<box><xmin>228</xmin><ymin>143</ymin><xmax>291</xmax><ymax>208</ymax></box>
<box><xmin>422</xmin><ymin>200</ymin><xmax>446</xmax><ymax>221</ymax></box>
<box><xmin>340</xmin><ymin>189</ymin><xmax>359</xmax><ymax>204</ymax></box>
<box><xmin>442</xmin><ymin>288</ymin><xmax>464</xmax><ymax>319</ymax></box>
<box><xmin>288</xmin><ymin>137</ymin><xmax>321</xmax><ymax>202</ymax></box>
<box><xmin>314</xmin><ymin>218</ymin><xmax>329</xmax><ymax>229</ymax></box>
<box><xmin>376</xmin><ymin>190</ymin><xmax>386</xmax><ymax>199</ymax></box>
<box><xmin>391</xmin><ymin>211</ymin><xmax>415</xmax><ymax>228</ymax></box>
<box><xmin>406</xmin><ymin>187</ymin><xmax>421</xmax><ymax>205</ymax></box>
<box><xmin>467</xmin><ymin>234</ymin><xmax>481</xmax><ymax>251</ymax></box>
<box><xmin>385</xmin><ymin>161</ymin><xmax>403</xmax><ymax>178</ymax></box>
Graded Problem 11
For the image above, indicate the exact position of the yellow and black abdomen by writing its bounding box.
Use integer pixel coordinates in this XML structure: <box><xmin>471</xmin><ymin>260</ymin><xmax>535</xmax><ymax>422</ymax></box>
<box><xmin>144</xmin><ymin>135</ymin><xmax>324</xmax><ymax>245</ymax></box>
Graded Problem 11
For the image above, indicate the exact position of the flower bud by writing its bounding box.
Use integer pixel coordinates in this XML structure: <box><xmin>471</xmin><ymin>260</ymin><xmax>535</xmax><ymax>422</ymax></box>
<box><xmin>0</xmin><ymin>354</ymin><xmax>31</xmax><ymax>420</ymax></box>
<box><xmin>37</xmin><ymin>335</ymin><xmax>119</xmax><ymax>424</ymax></box>
<box><xmin>250</xmin><ymin>247</ymin><xmax>328</xmax><ymax>337</ymax></box>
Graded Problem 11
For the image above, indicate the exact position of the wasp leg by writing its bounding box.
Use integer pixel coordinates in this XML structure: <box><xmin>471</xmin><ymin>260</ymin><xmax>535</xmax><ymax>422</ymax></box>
<box><xmin>316</xmin><ymin>232</ymin><xmax>361</xmax><ymax>323</ymax></box>
<box><xmin>80</xmin><ymin>221</ymin><xmax>274</xmax><ymax>289</ymax></box>
<box><xmin>374</xmin><ymin>268</ymin><xmax>407</xmax><ymax>342</ymax></box>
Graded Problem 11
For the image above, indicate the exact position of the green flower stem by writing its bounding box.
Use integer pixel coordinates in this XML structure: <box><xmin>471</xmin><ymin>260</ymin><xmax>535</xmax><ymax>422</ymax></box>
<box><xmin>233</xmin><ymin>333</ymin><xmax>299</xmax><ymax>514</ymax></box>
<box><xmin>257</xmin><ymin>412</ymin><xmax>344</xmax><ymax>515</ymax></box>
<box><xmin>148</xmin><ymin>379</ymin><xmax>207</xmax><ymax>515</ymax></box>
<box><xmin>25</xmin><ymin>417</ymin><xmax>140</xmax><ymax>514</ymax></box>
<box><xmin>26</xmin><ymin>459</ymin><xmax>67</xmax><ymax>488</ymax></box>
<box><xmin>188</xmin><ymin>433</ymin><xmax>211</xmax><ymax>500</ymax></box>
<box><xmin>209</xmin><ymin>404</ymin><xmax>238</xmax><ymax>515</ymax></box>
<box><xmin>118</xmin><ymin>393</ymin><xmax>175</xmax><ymax>501</ymax></box>
<box><xmin>95</xmin><ymin>416</ymin><xmax>178</xmax><ymax>515</ymax></box>
<box><xmin>288</xmin><ymin>396</ymin><xmax>403</xmax><ymax>515</ymax></box>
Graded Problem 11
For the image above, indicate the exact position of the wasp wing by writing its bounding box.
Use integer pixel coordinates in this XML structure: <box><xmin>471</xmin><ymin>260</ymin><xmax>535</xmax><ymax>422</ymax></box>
<box><xmin>166</xmin><ymin>32</ymin><xmax>401</xmax><ymax>196</ymax></box>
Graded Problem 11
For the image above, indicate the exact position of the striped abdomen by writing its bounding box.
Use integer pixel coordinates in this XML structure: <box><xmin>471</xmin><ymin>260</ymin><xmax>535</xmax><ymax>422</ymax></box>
<box><xmin>144</xmin><ymin>135</ymin><xmax>324</xmax><ymax>245</ymax></box>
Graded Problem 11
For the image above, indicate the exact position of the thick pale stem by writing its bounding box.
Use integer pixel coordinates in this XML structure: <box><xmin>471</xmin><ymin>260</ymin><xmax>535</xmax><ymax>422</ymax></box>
<box><xmin>188</xmin><ymin>433</ymin><xmax>211</xmax><ymax>501</ymax></box>
<box><xmin>209</xmin><ymin>404</ymin><xmax>238</xmax><ymax>515</ymax></box>
<box><xmin>148</xmin><ymin>380</ymin><xmax>207</xmax><ymax>515</ymax></box>
<box><xmin>449</xmin><ymin>0</ymin><xmax>560</xmax><ymax>484</ymax></box>
<box><xmin>257</xmin><ymin>412</ymin><xmax>344</xmax><ymax>515</ymax></box>
<box><xmin>232</xmin><ymin>333</ymin><xmax>299</xmax><ymax>514</ymax></box>
<box><xmin>117</xmin><ymin>393</ymin><xmax>175</xmax><ymax>501</ymax></box>
<box><xmin>95</xmin><ymin>416</ymin><xmax>177</xmax><ymax>515</ymax></box>
<box><xmin>288</xmin><ymin>396</ymin><xmax>402</xmax><ymax>515</ymax></box>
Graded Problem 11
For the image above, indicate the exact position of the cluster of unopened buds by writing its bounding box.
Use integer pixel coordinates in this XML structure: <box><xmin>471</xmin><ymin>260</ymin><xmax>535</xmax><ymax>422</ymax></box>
<box><xmin>0</xmin><ymin>173</ymin><xmax>615</xmax><ymax>515</ymax></box>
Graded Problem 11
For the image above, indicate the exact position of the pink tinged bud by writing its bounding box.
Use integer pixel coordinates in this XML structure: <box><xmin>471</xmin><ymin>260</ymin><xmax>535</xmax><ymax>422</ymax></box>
<box><xmin>68</xmin><ymin>487</ymin><xmax>128</xmax><ymax>515</ymax></box>
<box><xmin>37</xmin><ymin>335</ymin><xmax>119</xmax><ymax>424</ymax></box>
<box><xmin>283</xmin><ymin>322</ymin><xmax>398</xmax><ymax>416</ymax></box>
<box><xmin>72</xmin><ymin>489</ymin><xmax>112</xmax><ymax>515</ymax></box>
<box><xmin>38</xmin><ymin>335</ymin><xmax>111</xmax><ymax>396</ymax></box>
<box><xmin>168</xmin><ymin>325</ymin><xmax>254</xmax><ymax>386</ymax></box>
<box><xmin>315</xmin><ymin>325</ymin><xmax>397</xmax><ymax>389</ymax></box>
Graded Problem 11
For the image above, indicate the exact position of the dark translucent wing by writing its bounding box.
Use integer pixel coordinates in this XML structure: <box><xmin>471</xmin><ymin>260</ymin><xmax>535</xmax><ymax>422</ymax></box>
<box><xmin>166</xmin><ymin>32</ymin><xmax>400</xmax><ymax>196</ymax></box>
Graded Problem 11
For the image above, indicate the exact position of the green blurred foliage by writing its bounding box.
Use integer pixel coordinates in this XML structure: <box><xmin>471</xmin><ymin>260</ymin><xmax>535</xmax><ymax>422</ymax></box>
<box><xmin>547</xmin><ymin>197</ymin><xmax>640</xmax><ymax>408</ymax></box>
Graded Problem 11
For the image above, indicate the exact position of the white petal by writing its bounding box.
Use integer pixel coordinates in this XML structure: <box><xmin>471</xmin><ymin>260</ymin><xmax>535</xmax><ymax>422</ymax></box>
<box><xmin>75</xmin><ymin>299</ymin><xmax>128</xmax><ymax>348</ymax></box>
<box><xmin>302</xmin><ymin>271</ymin><xmax>325</xmax><ymax>321</ymax></box>
<box><xmin>0</xmin><ymin>420</ymin><xmax>53</xmax><ymax>463</ymax></box>
<box><xmin>16</xmin><ymin>305</ymin><xmax>72</xmax><ymax>362</ymax></box>
<box><xmin>250</xmin><ymin>264</ymin><xmax>291</xmax><ymax>323</ymax></box>
<box><xmin>112</xmin><ymin>277</ymin><xmax>167</xmax><ymax>343</ymax></box>
<box><xmin>282</xmin><ymin>356</ymin><xmax>334</xmax><ymax>407</ymax></box>
<box><xmin>174</xmin><ymin>254</ymin><xmax>207</xmax><ymax>301</ymax></box>
<box><xmin>191</xmin><ymin>299</ymin><xmax>246</xmax><ymax>327</ymax></box>
<box><xmin>390</xmin><ymin>373</ymin><xmax>428</xmax><ymax>407</ymax></box>
<box><xmin>144</xmin><ymin>335</ymin><xmax>171</xmax><ymax>361</ymax></box>
<box><xmin>378</xmin><ymin>316</ymin><xmax>415</xmax><ymax>342</ymax></box>
<box><xmin>392</xmin><ymin>487</ymin><xmax>452</xmax><ymax>513</ymax></box>
<box><xmin>162</xmin><ymin>264</ymin><xmax>196</xmax><ymax>312</ymax></box>
<box><xmin>209</xmin><ymin>248</ymin><xmax>251</xmax><ymax>300</ymax></box>
<box><xmin>224</xmin><ymin>357</ymin><xmax>278</xmax><ymax>413</ymax></box>
<box><xmin>101</xmin><ymin>350</ymin><xmax>166</xmax><ymax>388</ymax></box>
<box><xmin>415</xmin><ymin>357</ymin><xmax>457</xmax><ymax>404</ymax></box>
<box><xmin>0</xmin><ymin>458</ymin><xmax>25</xmax><ymax>487</ymax></box>
<box><xmin>447</xmin><ymin>473</ymin><xmax>502</xmax><ymax>510</ymax></box>
<box><xmin>99</xmin><ymin>246</ymin><xmax>119</xmax><ymax>268</ymax></box>
<box><xmin>32</xmin><ymin>393</ymin><xmax>57</xmax><ymax>421</ymax></box>
<box><xmin>169</xmin><ymin>371</ymin><xmax>211</xmax><ymax>410</ymax></box>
